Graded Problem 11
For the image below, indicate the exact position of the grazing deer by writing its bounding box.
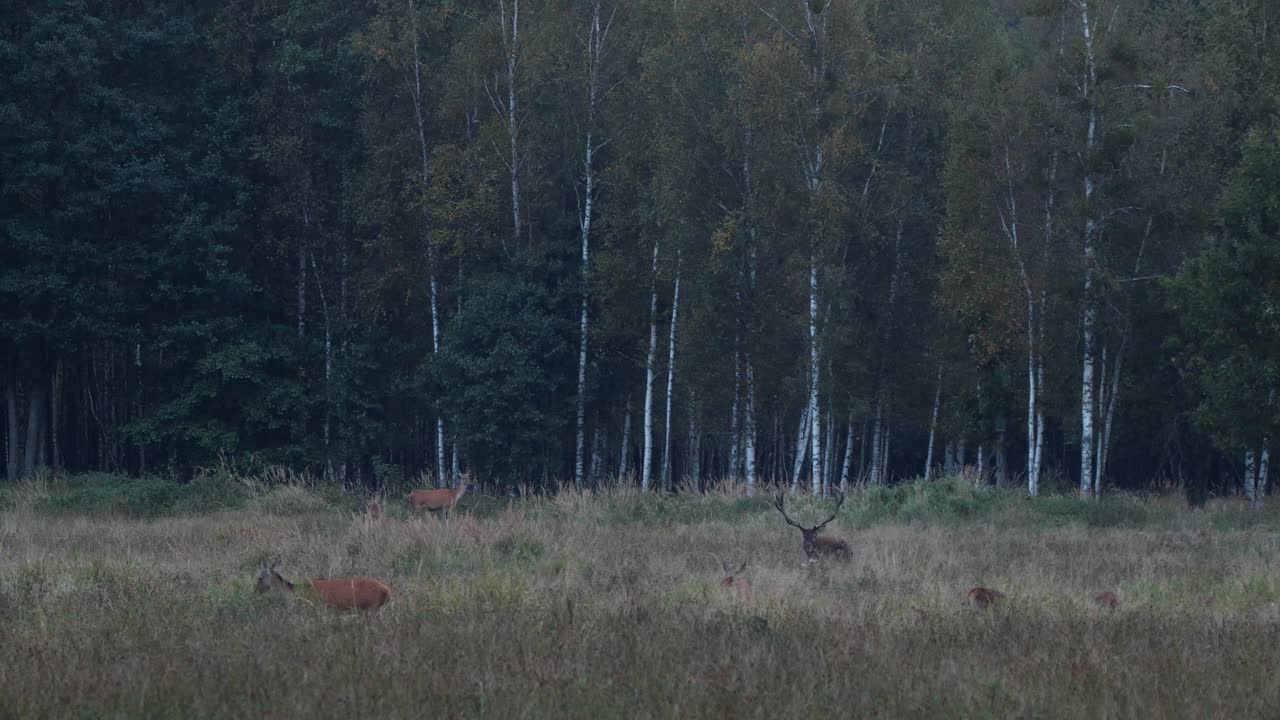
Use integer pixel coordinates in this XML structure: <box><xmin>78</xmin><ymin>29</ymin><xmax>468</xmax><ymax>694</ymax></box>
<box><xmin>712</xmin><ymin>555</ymin><xmax>754</xmax><ymax>606</ymax></box>
<box><xmin>964</xmin><ymin>586</ymin><xmax>1005</xmax><ymax>610</ymax></box>
<box><xmin>1093</xmin><ymin>591</ymin><xmax>1119</xmax><ymax>609</ymax></box>
<box><xmin>407</xmin><ymin>472</ymin><xmax>469</xmax><ymax>519</ymax></box>
<box><xmin>774</xmin><ymin>492</ymin><xmax>851</xmax><ymax>562</ymax></box>
<box><xmin>256</xmin><ymin>557</ymin><xmax>391</xmax><ymax>611</ymax></box>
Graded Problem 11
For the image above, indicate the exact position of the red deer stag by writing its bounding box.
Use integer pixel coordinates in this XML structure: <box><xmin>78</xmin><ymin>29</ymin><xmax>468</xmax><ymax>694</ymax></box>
<box><xmin>964</xmin><ymin>586</ymin><xmax>1005</xmax><ymax>610</ymax></box>
<box><xmin>774</xmin><ymin>492</ymin><xmax>851</xmax><ymax>562</ymax></box>
<box><xmin>407</xmin><ymin>472</ymin><xmax>469</xmax><ymax>520</ymax></box>
<box><xmin>256</xmin><ymin>557</ymin><xmax>391</xmax><ymax>611</ymax></box>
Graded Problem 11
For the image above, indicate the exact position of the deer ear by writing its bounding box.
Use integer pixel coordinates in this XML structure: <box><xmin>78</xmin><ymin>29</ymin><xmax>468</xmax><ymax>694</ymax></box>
<box><xmin>737</xmin><ymin>561</ymin><xmax>748</xmax><ymax>574</ymax></box>
<box><xmin>721</xmin><ymin>560</ymin><xmax>732</xmax><ymax>575</ymax></box>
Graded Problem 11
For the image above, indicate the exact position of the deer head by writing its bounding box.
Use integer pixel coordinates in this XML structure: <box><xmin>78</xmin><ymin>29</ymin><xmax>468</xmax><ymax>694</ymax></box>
<box><xmin>256</xmin><ymin>556</ymin><xmax>294</xmax><ymax>594</ymax></box>
<box><xmin>774</xmin><ymin>492</ymin><xmax>850</xmax><ymax>561</ymax></box>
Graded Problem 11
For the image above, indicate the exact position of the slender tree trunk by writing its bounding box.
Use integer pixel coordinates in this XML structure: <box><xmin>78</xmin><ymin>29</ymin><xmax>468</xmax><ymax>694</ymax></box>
<box><xmin>743</xmin><ymin>353</ymin><xmax>757</xmax><ymax>495</ymax></box>
<box><xmin>924</xmin><ymin>366</ymin><xmax>942</xmax><ymax>481</ymax></box>
<box><xmin>619</xmin><ymin>392</ymin><xmax>632</xmax><ymax>479</ymax></box>
<box><xmin>641</xmin><ymin>241</ymin><xmax>660</xmax><ymax>491</ymax></box>
<box><xmin>790</xmin><ymin>405</ymin><xmax>810</xmax><ymax>492</ymax></box>
<box><xmin>432</xmin><ymin>274</ymin><xmax>445</xmax><ymax>484</ymax></box>
<box><xmin>687</xmin><ymin>398</ymin><xmax>700</xmax><ymax>487</ymax></box>
<box><xmin>869</xmin><ymin>395</ymin><xmax>884</xmax><ymax>484</ymax></box>
<box><xmin>839</xmin><ymin>415</ymin><xmax>854</xmax><ymax>491</ymax></box>
<box><xmin>297</xmin><ymin>240</ymin><xmax>306</xmax><ymax>338</ymax></box>
<box><xmin>408</xmin><ymin>0</ymin><xmax>447</xmax><ymax>486</ymax></box>
<box><xmin>1259</xmin><ymin>447</ymin><xmax>1271</xmax><ymax>505</ymax></box>
<box><xmin>661</xmin><ymin>252</ymin><xmax>682</xmax><ymax>490</ymax></box>
<box><xmin>881</xmin><ymin>425</ymin><xmax>891</xmax><ymax>484</ymax></box>
<box><xmin>22</xmin><ymin>380</ymin><xmax>45</xmax><ymax>478</ymax></box>
<box><xmin>807</xmin><ymin>253</ymin><xmax>822</xmax><ymax>496</ymax></box>
<box><xmin>1078</xmin><ymin>0</ymin><xmax>1100</xmax><ymax>499</ymax></box>
<box><xmin>729</xmin><ymin>349</ymin><xmax>741</xmax><ymax>479</ymax></box>
<box><xmin>976</xmin><ymin>444</ymin><xmax>985</xmax><ymax>489</ymax></box>
<box><xmin>5</xmin><ymin>379</ymin><xmax>19</xmax><ymax>481</ymax></box>
<box><xmin>1245</xmin><ymin>451</ymin><xmax>1258</xmax><ymax>504</ymax></box>
<box><xmin>499</xmin><ymin>0</ymin><xmax>522</xmax><ymax>242</ymax></box>
<box><xmin>51</xmin><ymin>359</ymin><xmax>63</xmax><ymax>475</ymax></box>
<box><xmin>589</xmin><ymin>426</ymin><xmax>603</xmax><ymax>487</ymax></box>
<box><xmin>573</xmin><ymin>2</ymin><xmax>609</xmax><ymax>490</ymax></box>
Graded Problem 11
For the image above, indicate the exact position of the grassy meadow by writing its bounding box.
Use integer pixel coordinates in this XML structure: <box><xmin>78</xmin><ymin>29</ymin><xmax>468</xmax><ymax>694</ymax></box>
<box><xmin>2</xmin><ymin>473</ymin><xmax>1280</xmax><ymax>719</ymax></box>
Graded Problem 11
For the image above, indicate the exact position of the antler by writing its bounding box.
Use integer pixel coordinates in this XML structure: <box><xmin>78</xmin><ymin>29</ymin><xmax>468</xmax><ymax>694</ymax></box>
<box><xmin>774</xmin><ymin>493</ymin><xmax>807</xmax><ymax>530</ymax></box>
<box><xmin>811</xmin><ymin>492</ymin><xmax>846</xmax><ymax>532</ymax></box>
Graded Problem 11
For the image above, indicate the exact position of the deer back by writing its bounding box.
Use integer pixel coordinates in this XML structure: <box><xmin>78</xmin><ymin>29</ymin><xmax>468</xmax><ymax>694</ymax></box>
<box><xmin>305</xmin><ymin>577</ymin><xmax>392</xmax><ymax>611</ymax></box>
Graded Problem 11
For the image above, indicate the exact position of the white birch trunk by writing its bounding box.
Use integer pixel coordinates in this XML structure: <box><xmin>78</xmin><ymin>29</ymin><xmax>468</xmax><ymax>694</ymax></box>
<box><xmin>869</xmin><ymin>395</ymin><xmax>884</xmax><ymax>485</ymax></box>
<box><xmin>729</xmin><ymin>349</ymin><xmax>741</xmax><ymax>479</ymax></box>
<box><xmin>431</xmin><ymin>274</ymin><xmax>445</xmax><ymax>484</ymax></box>
<box><xmin>924</xmin><ymin>365</ymin><xmax>942</xmax><ymax>481</ymax></box>
<box><xmin>661</xmin><ymin>253</ymin><xmax>682</xmax><ymax>490</ymax></box>
<box><xmin>499</xmin><ymin>0</ymin><xmax>522</xmax><ymax>242</ymax></box>
<box><xmin>1078</xmin><ymin>0</ymin><xmax>1099</xmax><ymax>499</ymax></box>
<box><xmin>808</xmin><ymin>253</ymin><xmax>822</xmax><ymax>496</ymax></box>
<box><xmin>976</xmin><ymin>444</ymin><xmax>985</xmax><ymax>489</ymax></box>
<box><xmin>641</xmin><ymin>241</ymin><xmax>660</xmax><ymax>491</ymax></box>
<box><xmin>1259</xmin><ymin>447</ymin><xmax>1270</xmax><ymax>505</ymax></box>
<box><xmin>589</xmin><ymin>426</ymin><xmax>603</xmax><ymax>486</ymax></box>
<box><xmin>1245</xmin><ymin>450</ymin><xmax>1258</xmax><ymax>504</ymax></box>
<box><xmin>573</xmin><ymin>1</ymin><xmax>609</xmax><ymax>490</ymax></box>
<box><xmin>881</xmin><ymin>425</ymin><xmax>891</xmax><ymax>484</ymax></box>
<box><xmin>790</xmin><ymin>405</ymin><xmax>810</xmax><ymax>492</ymax></box>
<box><xmin>1094</xmin><ymin>346</ymin><xmax>1108</xmax><ymax>496</ymax></box>
<box><xmin>839</xmin><ymin>415</ymin><xmax>854</xmax><ymax>491</ymax></box>
<box><xmin>408</xmin><ymin>1</ymin><xmax>447</xmax><ymax>485</ymax></box>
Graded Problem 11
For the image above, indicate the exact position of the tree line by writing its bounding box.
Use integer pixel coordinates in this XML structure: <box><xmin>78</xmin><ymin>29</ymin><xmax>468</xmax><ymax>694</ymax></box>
<box><xmin>2</xmin><ymin>0</ymin><xmax>1277</xmax><ymax>497</ymax></box>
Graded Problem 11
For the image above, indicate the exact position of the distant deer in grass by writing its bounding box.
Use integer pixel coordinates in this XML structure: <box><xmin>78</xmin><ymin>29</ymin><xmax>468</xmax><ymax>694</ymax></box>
<box><xmin>1093</xmin><ymin>591</ymin><xmax>1119</xmax><ymax>609</ymax></box>
<box><xmin>256</xmin><ymin>557</ymin><xmax>391</xmax><ymax>611</ymax></box>
<box><xmin>711</xmin><ymin>555</ymin><xmax>754</xmax><ymax>606</ymax></box>
<box><xmin>774</xmin><ymin>492</ymin><xmax>851</xmax><ymax>562</ymax></box>
<box><xmin>964</xmin><ymin>586</ymin><xmax>1005</xmax><ymax>610</ymax></box>
<box><xmin>355</xmin><ymin>496</ymin><xmax>383</xmax><ymax>520</ymax></box>
<box><xmin>407</xmin><ymin>472</ymin><xmax>469</xmax><ymax>520</ymax></box>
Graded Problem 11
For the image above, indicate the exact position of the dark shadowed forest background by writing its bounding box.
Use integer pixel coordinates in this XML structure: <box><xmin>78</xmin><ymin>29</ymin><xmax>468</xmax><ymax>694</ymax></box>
<box><xmin>2</xmin><ymin>0</ymin><xmax>1278</xmax><ymax>499</ymax></box>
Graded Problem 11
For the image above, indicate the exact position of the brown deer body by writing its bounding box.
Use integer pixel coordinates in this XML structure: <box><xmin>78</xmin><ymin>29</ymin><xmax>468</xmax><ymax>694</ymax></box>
<box><xmin>257</xmin><ymin>558</ymin><xmax>391</xmax><ymax>611</ymax></box>
<box><xmin>1093</xmin><ymin>591</ymin><xmax>1119</xmax><ymax>609</ymax></box>
<box><xmin>964</xmin><ymin>586</ymin><xmax>1005</xmax><ymax>610</ymax></box>
<box><xmin>774</xmin><ymin>493</ymin><xmax>851</xmax><ymax>562</ymax></box>
<box><xmin>407</xmin><ymin>473</ymin><xmax>469</xmax><ymax>519</ymax></box>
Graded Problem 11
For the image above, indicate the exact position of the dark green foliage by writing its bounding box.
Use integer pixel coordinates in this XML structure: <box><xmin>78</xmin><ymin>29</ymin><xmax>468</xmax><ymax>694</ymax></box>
<box><xmin>1169</xmin><ymin>125</ymin><xmax>1280</xmax><ymax>453</ymax></box>
<box><xmin>32</xmin><ymin>473</ymin><xmax>248</xmax><ymax>517</ymax></box>
<box><xmin>435</xmin><ymin>273</ymin><xmax>574</xmax><ymax>485</ymax></box>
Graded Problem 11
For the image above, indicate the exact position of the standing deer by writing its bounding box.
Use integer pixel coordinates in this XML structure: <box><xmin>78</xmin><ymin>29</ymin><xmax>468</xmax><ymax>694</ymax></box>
<box><xmin>407</xmin><ymin>472</ymin><xmax>469</xmax><ymax>519</ymax></box>
<box><xmin>256</xmin><ymin>557</ymin><xmax>391</xmax><ymax>611</ymax></box>
<box><xmin>964</xmin><ymin>586</ymin><xmax>1005</xmax><ymax>610</ymax></box>
<box><xmin>774</xmin><ymin>492</ymin><xmax>852</xmax><ymax>562</ymax></box>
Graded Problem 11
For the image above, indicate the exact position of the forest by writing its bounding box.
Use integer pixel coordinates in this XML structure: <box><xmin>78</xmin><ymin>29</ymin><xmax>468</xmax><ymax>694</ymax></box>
<box><xmin>2</xmin><ymin>0</ymin><xmax>1278</xmax><ymax>498</ymax></box>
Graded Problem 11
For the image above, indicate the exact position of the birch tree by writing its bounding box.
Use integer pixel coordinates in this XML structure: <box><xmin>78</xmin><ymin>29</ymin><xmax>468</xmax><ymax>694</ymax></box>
<box><xmin>572</xmin><ymin>1</ymin><xmax>616</xmax><ymax>489</ymax></box>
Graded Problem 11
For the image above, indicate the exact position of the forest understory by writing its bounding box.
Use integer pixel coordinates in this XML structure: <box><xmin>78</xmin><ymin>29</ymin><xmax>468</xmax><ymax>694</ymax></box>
<box><xmin>2</xmin><ymin>475</ymin><xmax>1279</xmax><ymax>719</ymax></box>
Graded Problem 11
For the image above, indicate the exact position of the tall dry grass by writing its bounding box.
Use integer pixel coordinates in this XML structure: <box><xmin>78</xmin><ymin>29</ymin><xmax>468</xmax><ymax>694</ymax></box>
<box><xmin>1</xmin><ymin>479</ymin><xmax>1279</xmax><ymax>718</ymax></box>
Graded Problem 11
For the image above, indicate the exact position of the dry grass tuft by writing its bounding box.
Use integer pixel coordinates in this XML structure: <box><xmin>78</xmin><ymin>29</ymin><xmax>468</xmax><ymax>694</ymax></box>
<box><xmin>1</xmin><ymin>480</ymin><xmax>1279</xmax><ymax>718</ymax></box>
